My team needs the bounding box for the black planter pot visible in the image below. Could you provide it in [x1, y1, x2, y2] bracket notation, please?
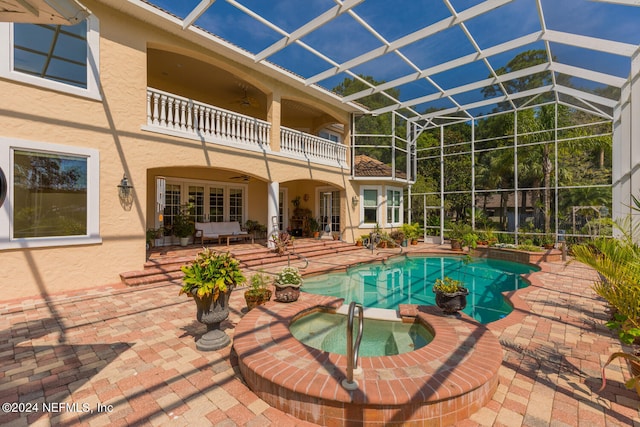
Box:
[192, 289, 232, 351]
[434, 288, 469, 316]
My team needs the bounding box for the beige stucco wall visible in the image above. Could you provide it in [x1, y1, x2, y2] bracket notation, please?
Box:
[0, 1, 379, 299]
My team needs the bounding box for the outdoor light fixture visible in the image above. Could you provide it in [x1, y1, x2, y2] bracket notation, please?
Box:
[117, 174, 134, 211]
[352, 195, 359, 207]
[118, 174, 133, 198]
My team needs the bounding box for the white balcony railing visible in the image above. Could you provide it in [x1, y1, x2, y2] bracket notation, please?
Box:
[146, 88, 271, 151]
[281, 127, 347, 165]
[146, 88, 347, 166]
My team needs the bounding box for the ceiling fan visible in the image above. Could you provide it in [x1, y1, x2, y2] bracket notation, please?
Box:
[236, 87, 259, 109]
[230, 174, 250, 182]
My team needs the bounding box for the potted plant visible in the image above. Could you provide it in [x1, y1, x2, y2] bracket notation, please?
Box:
[332, 231, 341, 241]
[273, 265, 303, 302]
[390, 230, 406, 247]
[447, 222, 472, 251]
[179, 249, 246, 350]
[432, 276, 469, 316]
[462, 231, 479, 251]
[146, 227, 163, 249]
[173, 205, 195, 246]
[540, 234, 555, 249]
[377, 232, 390, 248]
[245, 220, 267, 239]
[271, 231, 293, 255]
[477, 229, 496, 246]
[244, 271, 272, 311]
[355, 236, 363, 247]
[308, 217, 321, 239]
[401, 223, 421, 245]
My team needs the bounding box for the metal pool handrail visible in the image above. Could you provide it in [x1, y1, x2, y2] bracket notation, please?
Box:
[341, 301, 364, 390]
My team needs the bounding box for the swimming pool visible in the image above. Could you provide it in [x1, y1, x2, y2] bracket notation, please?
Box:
[302, 256, 538, 323]
[290, 311, 433, 356]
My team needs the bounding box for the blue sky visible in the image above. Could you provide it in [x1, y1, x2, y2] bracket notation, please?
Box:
[148, 0, 640, 115]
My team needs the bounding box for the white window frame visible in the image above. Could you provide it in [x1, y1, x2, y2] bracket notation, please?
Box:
[385, 186, 403, 227]
[359, 185, 382, 228]
[0, 16, 101, 100]
[0, 137, 101, 249]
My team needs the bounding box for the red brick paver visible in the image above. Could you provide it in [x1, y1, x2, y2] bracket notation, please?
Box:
[0, 245, 639, 426]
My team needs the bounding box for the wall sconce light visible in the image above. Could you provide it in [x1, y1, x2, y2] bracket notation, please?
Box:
[117, 174, 134, 211]
[352, 195, 359, 207]
[118, 174, 133, 198]
[303, 193, 309, 202]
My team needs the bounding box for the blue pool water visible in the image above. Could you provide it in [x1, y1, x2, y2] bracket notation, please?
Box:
[302, 256, 539, 323]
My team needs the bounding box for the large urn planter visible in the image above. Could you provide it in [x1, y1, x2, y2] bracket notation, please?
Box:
[179, 249, 246, 351]
[433, 277, 469, 317]
[434, 288, 469, 316]
[193, 289, 233, 351]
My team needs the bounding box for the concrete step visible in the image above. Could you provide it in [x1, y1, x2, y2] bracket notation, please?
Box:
[120, 240, 368, 286]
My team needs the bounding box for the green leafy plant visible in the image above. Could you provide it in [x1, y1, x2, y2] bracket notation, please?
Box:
[274, 266, 303, 288]
[462, 232, 478, 249]
[447, 222, 472, 240]
[306, 217, 319, 233]
[172, 204, 195, 238]
[400, 223, 421, 240]
[179, 249, 246, 301]
[146, 227, 163, 244]
[572, 218, 640, 394]
[432, 276, 466, 294]
[245, 271, 270, 297]
[540, 234, 555, 247]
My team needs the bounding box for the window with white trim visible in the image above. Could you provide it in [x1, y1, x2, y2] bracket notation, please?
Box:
[0, 137, 100, 249]
[360, 186, 381, 227]
[386, 187, 403, 226]
[0, 16, 100, 100]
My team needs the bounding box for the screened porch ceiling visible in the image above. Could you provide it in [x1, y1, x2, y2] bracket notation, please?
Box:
[138, 0, 639, 126]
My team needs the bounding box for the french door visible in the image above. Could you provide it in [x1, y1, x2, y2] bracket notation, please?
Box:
[162, 179, 246, 229]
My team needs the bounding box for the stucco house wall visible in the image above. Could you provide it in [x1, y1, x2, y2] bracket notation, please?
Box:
[0, 1, 363, 299]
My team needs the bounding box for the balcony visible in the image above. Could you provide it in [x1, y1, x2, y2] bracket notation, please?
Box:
[145, 88, 346, 167]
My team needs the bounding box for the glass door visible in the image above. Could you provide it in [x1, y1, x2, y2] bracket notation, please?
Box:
[320, 190, 340, 232]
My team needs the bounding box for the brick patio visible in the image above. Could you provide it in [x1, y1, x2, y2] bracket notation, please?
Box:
[0, 245, 639, 426]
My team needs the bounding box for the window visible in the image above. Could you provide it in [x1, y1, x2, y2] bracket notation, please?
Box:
[0, 16, 100, 99]
[386, 187, 403, 226]
[163, 184, 181, 233]
[361, 186, 381, 227]
[229, 188, 244, 223]
[0, 137, 100, 249]
[319, 129, 341, 143]
[208, 187, 224, 222]
[161, 179, 246, 229]
[188, 185, 205, 221]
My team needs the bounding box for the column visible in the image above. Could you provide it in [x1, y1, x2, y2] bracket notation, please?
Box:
[267, 181, 279, 248]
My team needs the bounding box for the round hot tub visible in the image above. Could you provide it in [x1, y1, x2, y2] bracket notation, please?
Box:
[290, 310, 433, 357]
[234, 294, 503, 426]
